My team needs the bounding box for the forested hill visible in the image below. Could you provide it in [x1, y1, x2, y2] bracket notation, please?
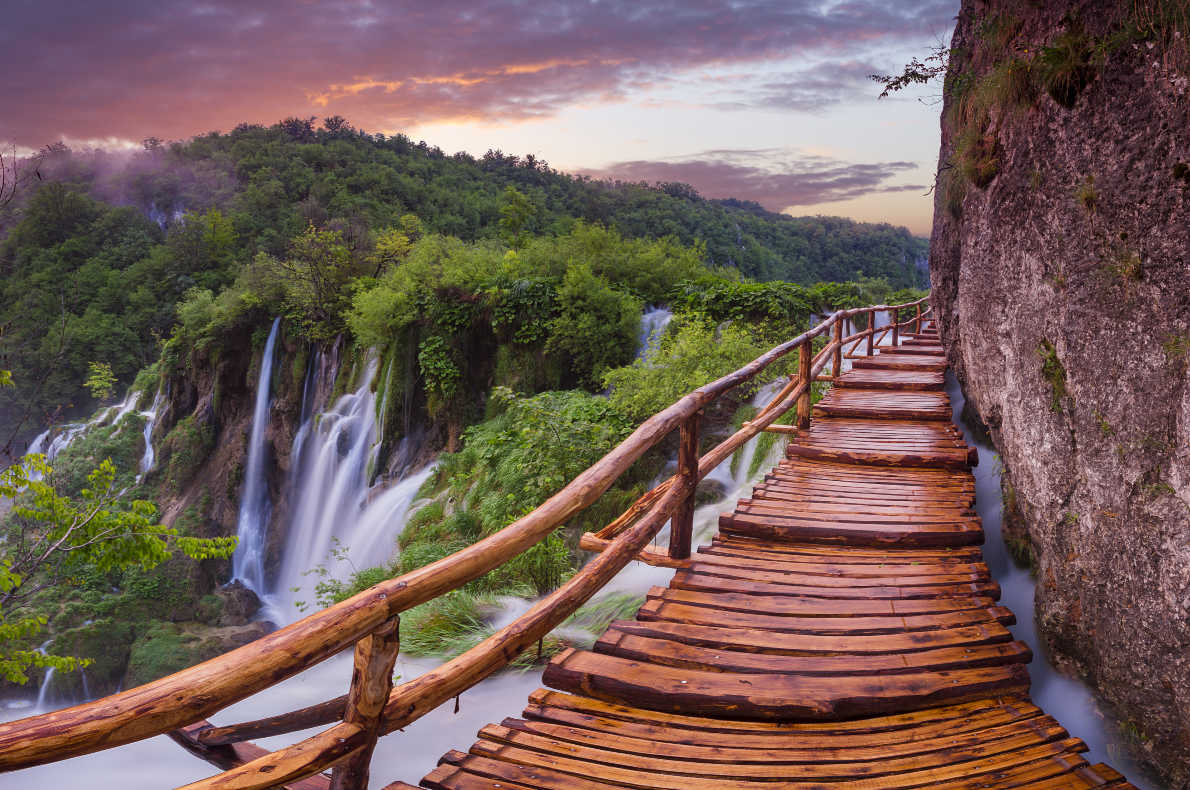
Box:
[0, 118, 925, 442]
[2, 122, 927, 286]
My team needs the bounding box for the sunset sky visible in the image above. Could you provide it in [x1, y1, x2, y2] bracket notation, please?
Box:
[0, 0, 959, 235]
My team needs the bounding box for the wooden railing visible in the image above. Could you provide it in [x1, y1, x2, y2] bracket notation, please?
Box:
[0, 297, 930, 790]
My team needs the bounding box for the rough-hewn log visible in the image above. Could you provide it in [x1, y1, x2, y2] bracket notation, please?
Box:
[668, 413, 701, 560]
[196, 697, 348, 746]
[797, 341, 812, 429]
[330, 617, 400, 790]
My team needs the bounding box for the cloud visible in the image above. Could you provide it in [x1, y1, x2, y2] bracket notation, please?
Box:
[582, 148, 925, 209]
[0, 0, 956, 146]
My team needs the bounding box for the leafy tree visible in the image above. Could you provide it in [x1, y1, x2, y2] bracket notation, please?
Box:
[84, 362, 117, 400]
[0, 457, 237, 683]
[271, 225, 363, 340]
[547, 263, 642, 389]
[498, 186, 538, 248]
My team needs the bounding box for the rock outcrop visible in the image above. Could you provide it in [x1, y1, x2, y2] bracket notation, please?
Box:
[930, 1, 1190, 783]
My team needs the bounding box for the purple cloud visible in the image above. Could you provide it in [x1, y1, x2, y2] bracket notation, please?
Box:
[583, 149, 925, 209]
[0, 0, 957, 146]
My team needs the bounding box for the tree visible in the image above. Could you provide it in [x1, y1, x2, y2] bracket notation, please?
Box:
[498, 186, 538, 248]
[271, 225, 363, 340]
[0, 144, 42, 210]
[84, 362, 116, 401]
[0, 456, 237, 683]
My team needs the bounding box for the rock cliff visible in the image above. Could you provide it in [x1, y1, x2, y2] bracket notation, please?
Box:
[930, 0, 1190, 783]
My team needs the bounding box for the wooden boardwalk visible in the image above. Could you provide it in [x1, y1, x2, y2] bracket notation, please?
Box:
[397, 326, 1135, 790]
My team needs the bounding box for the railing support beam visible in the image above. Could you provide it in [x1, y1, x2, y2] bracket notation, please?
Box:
[914, 303, 922, 335]
[892, 308, 900, 346]
[797, 340, 812, 430]
[832, 317, 843, 378]
[866, 309, 875, 357]
[668, 412, 700, 560]
[330, 617, 400, 790]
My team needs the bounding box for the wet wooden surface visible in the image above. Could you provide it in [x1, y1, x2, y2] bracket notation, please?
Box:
[401, 325, 1136, 789]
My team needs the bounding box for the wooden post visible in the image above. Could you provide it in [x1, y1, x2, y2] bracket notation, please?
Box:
[891, 308, 900, 346]
[914, 303, 922, 335]
[865, 309, 875, 357]
[668, 412, 700, 560]
[831, 317, 843, 378]
[797, 340, 811, 429]
[330, 617, 400, 790]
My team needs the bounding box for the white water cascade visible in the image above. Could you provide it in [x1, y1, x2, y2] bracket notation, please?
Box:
[272, 355, 436, 623]
[635, 306, 673, 361]
[231, 318, 282, 598]
[136, 388, 166, 481]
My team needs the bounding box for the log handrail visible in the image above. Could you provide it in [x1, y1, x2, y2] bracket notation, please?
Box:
[0, 296, 930, 788]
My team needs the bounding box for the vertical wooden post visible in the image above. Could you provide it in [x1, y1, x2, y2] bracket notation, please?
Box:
[914, 303, 922, 335]
[797, 340, 811, 430]
[891, 308, 900, 346]
[831, 317, 843, 379]
[668, 411, 700, 560]
[865, 309, 875, 357]
[330, 617, 400, 790]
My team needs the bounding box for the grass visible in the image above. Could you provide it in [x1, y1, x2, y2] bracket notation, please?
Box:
[1039, 28, 1098, 108]
[1036, 340, 1069, 413]
[1161, 334, 1190, 359]
[1075, 176, 1098, 212]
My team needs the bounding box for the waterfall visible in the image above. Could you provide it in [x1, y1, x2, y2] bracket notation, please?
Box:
[136, 387, 166, 481]
[272, 355, 435, 623]
[106, 388, 143, 435]
[231, 317, 282, 597]
[635, 307, 672, 361]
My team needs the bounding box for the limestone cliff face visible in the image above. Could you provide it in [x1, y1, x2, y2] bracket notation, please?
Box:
[930, 1, 1190, 782]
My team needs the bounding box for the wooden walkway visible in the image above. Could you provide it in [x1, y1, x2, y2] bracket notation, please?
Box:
[391, 326, 1135, 790]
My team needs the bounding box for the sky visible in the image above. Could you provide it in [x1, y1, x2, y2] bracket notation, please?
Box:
[0, 0, 960, 235]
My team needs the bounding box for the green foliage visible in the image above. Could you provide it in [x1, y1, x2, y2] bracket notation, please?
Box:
[955, 127, 1001, 190]
[271, 225, 366, 340]
[1038, 28, 1097, 108]
[1075, 175, 1099, 212]
[158, 416, 216, 493]
[0, 457, 235, 683]
[1162, 334, 1190, 359]
[604, 321, 774, 422]
[84, 361, 117, 401]
[546, 263, 642, 389]
[1036, 339, 1069, 412]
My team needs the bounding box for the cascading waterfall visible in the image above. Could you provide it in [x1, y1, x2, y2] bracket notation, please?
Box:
[272, 354, 436, 623]
[231, 317, 282, 598]
[635, 307, 673, 361]
[136, 387, 166, 481]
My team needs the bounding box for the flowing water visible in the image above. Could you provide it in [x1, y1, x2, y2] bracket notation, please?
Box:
[271, 351, 437, 624]
[231, 317, 282, 599]
[136, 387, 166, 481]
[947, 372, 1164, 789]
[635, 306, 672, 362]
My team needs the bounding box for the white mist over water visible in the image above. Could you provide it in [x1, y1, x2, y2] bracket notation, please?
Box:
[231, 317, 282, 599]
[946, 371, 1163, 790]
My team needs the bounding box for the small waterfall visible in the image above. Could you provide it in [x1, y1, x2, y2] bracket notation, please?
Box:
[231, 317, 282, 597]
[136, 387, 166, 480]
[35, 667, 55, 710]
[273, 355, 435, 623]
[106, 388, 143, 434]
[635, 307, 673, 361]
